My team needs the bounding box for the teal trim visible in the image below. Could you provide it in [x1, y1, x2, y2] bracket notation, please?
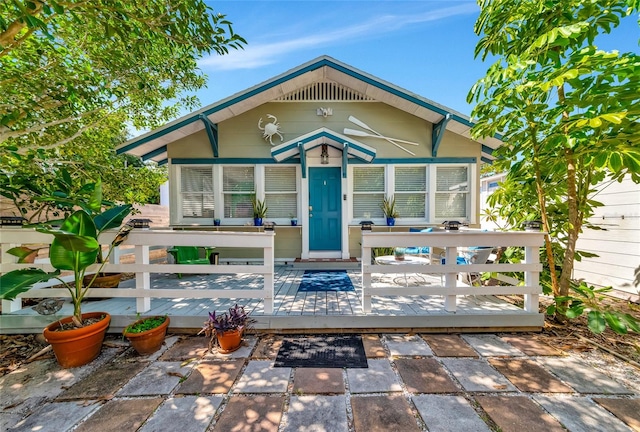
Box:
[172, 158, 281, 165]
[271, 142, 299, 158]
[299, 143, 307, 179]
[142, 145, 167, 161]
[348, 157, 477, 164]
[342, 143, 348, 178]
[117, 116, 199, 154]
[481, 144, 494, 155]
[158, 159, 168, 166]
[272, 129, 376, 162]
[431, 113, 451, 157]
[481, 156, 493, 164]
[199, 114, 219, 157]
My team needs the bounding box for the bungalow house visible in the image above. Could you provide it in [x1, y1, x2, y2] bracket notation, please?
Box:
[117, 56, 502, 262]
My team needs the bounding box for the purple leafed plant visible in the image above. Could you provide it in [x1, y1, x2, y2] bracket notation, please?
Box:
[198, 304, 255, 352]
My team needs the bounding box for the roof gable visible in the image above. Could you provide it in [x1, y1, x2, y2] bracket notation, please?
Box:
[117, 55, 501, 165]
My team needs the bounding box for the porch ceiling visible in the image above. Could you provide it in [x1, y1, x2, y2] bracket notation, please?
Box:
[271, 127, 376, 163]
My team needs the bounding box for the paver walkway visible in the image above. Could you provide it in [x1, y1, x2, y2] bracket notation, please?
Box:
[1, 333, 639, 431]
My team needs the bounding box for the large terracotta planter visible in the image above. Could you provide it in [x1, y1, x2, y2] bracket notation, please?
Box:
[216, 329, 242, 353]
[123, 316, 170, 355]
[83, 273, 122, 288]
[43, 312, 111, 368]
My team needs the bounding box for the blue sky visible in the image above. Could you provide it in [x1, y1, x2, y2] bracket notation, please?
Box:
[195, 1, 639, 117]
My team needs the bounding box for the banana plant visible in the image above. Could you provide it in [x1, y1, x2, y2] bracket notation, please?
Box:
[1, 198, 132, 326]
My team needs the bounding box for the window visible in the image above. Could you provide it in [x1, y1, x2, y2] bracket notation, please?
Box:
[353, 167, 384, 219]
[395, 166, 426, 218]
[223, 166, 254, 218]
[435, 166, 469, 219]
[180, 166, 214, 218]
[264, 166, 297, 218]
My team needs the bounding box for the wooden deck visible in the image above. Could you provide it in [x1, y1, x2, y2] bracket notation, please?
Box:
[0, 266, 543, 334]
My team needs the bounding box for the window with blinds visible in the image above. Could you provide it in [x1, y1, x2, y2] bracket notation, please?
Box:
[264, 166, 297, 218]
[353, 167, 384, 218]
[435, 166, 469, 219]
[395, 166, 426, 218]
[223, 166, 254, 218]
[180, 166, 214, 218]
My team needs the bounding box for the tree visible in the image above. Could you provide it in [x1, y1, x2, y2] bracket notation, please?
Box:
[1, 0, 246, 152]
[469, 0, 640, 333]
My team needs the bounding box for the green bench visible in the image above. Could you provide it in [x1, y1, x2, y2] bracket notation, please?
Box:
[167, 246, 216, 278]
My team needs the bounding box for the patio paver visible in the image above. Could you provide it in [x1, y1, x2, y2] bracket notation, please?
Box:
[362, 334, 387, 358]
[56, 360, 148, 400]
[73, 397, 164, 432]
[159, 336, 208, 361]
[252, 336, 282, 360]
[394, 358, 460, 393]
[283, 395, 348, 432]
[234, 360, 291, 393]
[593, 397, 640, 431]
[476, 395, 565, 432]
[139, 396, 222, 432]
[441, 358, 517, 392]
[500, 335, 564, 356]
[488, 358, 573, 393]
[413, 394, 491, 432]
[212, 395, 284, 432]
[7, 401, 99, 432]
[534, 395, 634, 432]
[292, 368, 344, 394]
[117, 361, 194, 396]
[384, 334, 433, 356]
[421, 334, 479, 357]
[346, 359, 402, 393]
[462, 334, 526, 357]
[351, 395, 420, 432]
[535, 356, 633, 394]
[177, 359, 245, 394]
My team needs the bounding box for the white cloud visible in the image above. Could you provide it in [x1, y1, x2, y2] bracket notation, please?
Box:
[199, 4, 478, 70]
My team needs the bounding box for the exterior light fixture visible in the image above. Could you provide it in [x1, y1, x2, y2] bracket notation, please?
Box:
[522, 220, 542, 232]
[359, 220, 374, 231]
[264, 221, 276, 231]
[320, 144, 329, 164]
[443, 220, 460, 231]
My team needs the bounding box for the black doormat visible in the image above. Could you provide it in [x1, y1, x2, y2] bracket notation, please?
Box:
[297, 270, 355, 292]
[274, 335, 368, 368]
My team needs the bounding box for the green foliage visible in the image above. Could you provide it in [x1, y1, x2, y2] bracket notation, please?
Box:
[251, 196, 268, 218]
[380, 195, 399, 218]
[0, 179, 133, 324]
[124, 316, 167, 334]
[470, 0, 639, 334]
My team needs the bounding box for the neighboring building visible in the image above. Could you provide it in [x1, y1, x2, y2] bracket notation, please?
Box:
[118, 56, 501, 261]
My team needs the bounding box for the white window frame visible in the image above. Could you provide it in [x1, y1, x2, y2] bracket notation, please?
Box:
[222, 165, 256, 222]
[263, 165, 300, 225]
[350, 165, 386, 224]
[392, 165, 428, 224]
[174, 164, 215, 225]
[428, 164, 475, 224]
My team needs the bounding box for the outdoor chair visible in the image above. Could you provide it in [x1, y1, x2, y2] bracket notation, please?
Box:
[167, 246, 215, 278]
[405, 228, 435, 262]
[457, 246, 494, 286]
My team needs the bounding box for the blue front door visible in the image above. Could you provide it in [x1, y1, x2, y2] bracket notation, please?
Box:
[309, 167, 342, 251]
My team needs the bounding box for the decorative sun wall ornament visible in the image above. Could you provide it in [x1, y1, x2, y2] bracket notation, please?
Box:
[258, 114, 284, 145]
[343, 115, 419, 156]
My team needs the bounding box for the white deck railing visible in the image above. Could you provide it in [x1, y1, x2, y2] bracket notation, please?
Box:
[361, 230, 545, 313]
[0, 228, 275, 314]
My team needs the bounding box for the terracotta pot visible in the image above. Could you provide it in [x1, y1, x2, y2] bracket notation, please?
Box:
[216, 329, 242, 353]
[43, 312, 111, 368]
[123, 316, 170, 355]
[82, 273, 121, 288]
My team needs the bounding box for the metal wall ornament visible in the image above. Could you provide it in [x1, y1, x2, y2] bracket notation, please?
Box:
[258, 114, 284, 145]
[343, 115, 419, 156]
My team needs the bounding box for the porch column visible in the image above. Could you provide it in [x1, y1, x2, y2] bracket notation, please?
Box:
[444, 246, 457, 312]
[523, 245, 540, 313]
[135, 244, 151, 312]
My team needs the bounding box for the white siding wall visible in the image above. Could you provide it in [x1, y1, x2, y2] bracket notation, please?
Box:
[574, 176, 640, 294]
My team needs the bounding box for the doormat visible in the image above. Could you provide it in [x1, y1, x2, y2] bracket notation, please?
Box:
[298, 270, 355, 292]
[274, 335, 368, 368]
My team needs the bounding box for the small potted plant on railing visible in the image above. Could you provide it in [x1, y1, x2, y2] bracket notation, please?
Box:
[381, 195, 399, 226]
[251, 195, 268, 226]
[290, 213, 298, 226]
[0, 179, 133, 368]
[123, 315, 170, 355]
[198, 304, 255, 354]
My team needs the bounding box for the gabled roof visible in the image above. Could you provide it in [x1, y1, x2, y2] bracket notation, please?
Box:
[117, 55, 501, 165]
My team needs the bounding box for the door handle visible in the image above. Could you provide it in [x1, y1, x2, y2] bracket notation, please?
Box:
[309, 206, 313, 211]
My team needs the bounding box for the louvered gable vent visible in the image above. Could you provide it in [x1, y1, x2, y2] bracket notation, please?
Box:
[276, 81, 375, 102]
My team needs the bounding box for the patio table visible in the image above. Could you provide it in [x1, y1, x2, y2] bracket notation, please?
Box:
[374, 255, 430, 286]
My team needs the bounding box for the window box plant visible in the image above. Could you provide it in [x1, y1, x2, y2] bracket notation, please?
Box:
[251, 195, 268, 226]
[0, 179, 133, 368]
[199, 304, 255, 354]
[123, 315, 170, 355]
[381, 195, 399, 226]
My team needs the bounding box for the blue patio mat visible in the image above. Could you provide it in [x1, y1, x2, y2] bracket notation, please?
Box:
[298, 270, 355, 292]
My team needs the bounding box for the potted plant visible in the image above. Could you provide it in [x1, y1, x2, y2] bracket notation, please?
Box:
[381, 195, 399, 226]
[123, 315, 170, 355]
[251, 195, 268, 226]
[290, 213, 298, 226]
[0, 180, 133, 368]
[198, 304, 255, 354]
